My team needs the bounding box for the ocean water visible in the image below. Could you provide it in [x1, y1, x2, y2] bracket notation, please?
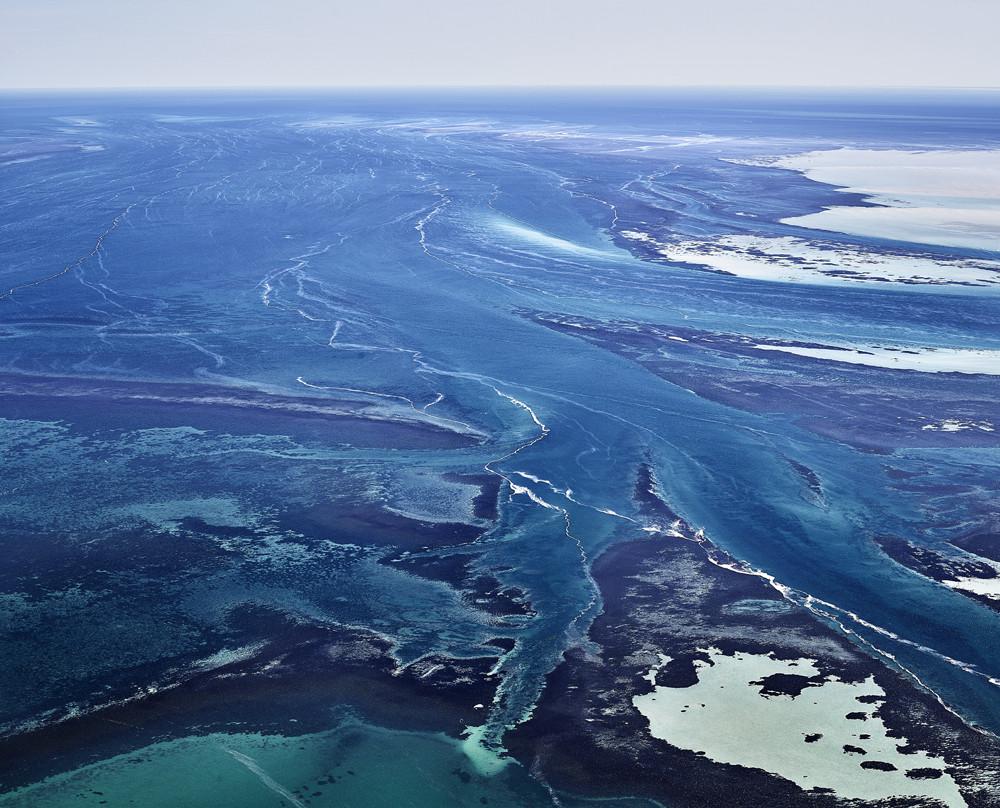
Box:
[1, 89, 999, 806]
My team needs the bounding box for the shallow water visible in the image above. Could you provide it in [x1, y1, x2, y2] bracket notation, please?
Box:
[1, 89, 999, 804]
[0, 720, 559, 808]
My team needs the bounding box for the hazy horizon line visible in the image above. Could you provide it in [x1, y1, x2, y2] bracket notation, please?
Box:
[3, 83, 1000, 94]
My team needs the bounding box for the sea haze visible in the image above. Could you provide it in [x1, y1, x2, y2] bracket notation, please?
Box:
[1, 89, 999, 807]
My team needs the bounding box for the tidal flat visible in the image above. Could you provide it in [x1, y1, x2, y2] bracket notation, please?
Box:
[2, 89, 999, 806]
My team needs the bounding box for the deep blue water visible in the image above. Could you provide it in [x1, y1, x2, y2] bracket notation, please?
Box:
[1, 89, 999, 806]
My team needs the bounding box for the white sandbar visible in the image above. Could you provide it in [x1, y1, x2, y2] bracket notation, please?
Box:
[642, 233, 1000, 289]
[753, 344, 1000, 375]
[944, 576, 1000, 600]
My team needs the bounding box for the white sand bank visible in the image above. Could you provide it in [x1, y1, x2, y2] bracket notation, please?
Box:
[771, 149, 1000, 252]
[633, 648, 964, 805]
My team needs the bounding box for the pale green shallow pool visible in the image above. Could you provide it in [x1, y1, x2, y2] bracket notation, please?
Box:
[0, 721, 547, 808]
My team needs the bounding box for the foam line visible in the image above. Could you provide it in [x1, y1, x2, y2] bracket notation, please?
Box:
[226, 749, 306, 807]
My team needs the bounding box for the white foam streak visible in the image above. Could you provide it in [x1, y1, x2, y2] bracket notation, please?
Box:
[226, 750, 306, 808]
[327, 320, 343, 344]
[294, 376, 475, 435]
[507, 482, 560, 511]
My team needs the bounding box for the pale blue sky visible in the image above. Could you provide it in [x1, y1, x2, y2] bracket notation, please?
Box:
[2, 0, 998, 89]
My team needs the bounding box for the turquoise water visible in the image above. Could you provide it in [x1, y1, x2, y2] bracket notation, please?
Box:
[0, 721, 557, 808]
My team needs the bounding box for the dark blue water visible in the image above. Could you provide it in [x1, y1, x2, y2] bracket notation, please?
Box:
[1, 90, 998, 806]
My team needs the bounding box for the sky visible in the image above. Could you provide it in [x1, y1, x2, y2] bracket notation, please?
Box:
[2, 0, 999, 90]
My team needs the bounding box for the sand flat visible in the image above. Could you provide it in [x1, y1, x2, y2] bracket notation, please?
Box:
[633, 648, 965, 806]
[772, 148, 1000, 251]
